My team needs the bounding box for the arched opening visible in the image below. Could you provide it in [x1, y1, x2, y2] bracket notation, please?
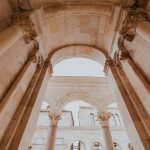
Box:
[50, 45, 106, 68]
[113, 142, 122, 150]
[70, 140, 86, 150]
[92, 141, 103, 150]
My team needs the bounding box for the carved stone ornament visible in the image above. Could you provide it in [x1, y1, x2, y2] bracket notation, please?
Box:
[114, 49, 129, 68]
[29, 51, 43, 68]
[10, 0, 33, 12]
[103, 57, 113, 76]
[97, 112, 112, 127]
[49, 112, 61, 126]
[10, 0, 37, 43]
[120, 8, 147, 42]
[11, 11, 37, 43]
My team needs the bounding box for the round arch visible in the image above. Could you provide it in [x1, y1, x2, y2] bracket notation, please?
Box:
[55, 91, 110, 113]
[48, 44, 107, 67]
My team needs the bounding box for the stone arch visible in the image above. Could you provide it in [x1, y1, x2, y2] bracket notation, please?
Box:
[57, 91, 101, 113]
[49, 44, 107, 67]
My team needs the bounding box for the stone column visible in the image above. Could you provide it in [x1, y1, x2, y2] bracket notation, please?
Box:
[0, 25, 23, 57]
[98, 112, 114, 150]
[46, 112, 61, 150]
[106, 58, 150, 149]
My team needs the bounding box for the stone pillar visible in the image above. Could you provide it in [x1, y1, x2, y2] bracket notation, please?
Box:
[98, 112, 114, 150]
[106, 58, 150, 150]
[46, 113, 61, 150]
[0, 57, 52, 150]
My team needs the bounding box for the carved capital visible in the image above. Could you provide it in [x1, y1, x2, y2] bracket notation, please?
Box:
[114, 49, 129, 68]
[29, 51, 43, 68]
[11, 11, 37, 43]
[120, 8, 147, 42]
[103, 57, 113, 76]
[48, 112, 61, 126]
[97, 112, 111, 127]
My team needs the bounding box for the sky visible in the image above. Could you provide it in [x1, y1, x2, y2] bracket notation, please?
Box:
[52, 58, 105, 77]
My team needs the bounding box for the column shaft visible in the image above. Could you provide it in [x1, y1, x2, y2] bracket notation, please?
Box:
[46, 113, 60, 150]
[0, 59, 36, 141]
[47, 125, 57, 150]
[110, 64, 150, 149]
[102, 127, 114, 150]
[0, 25, 23, 57]
[120, 59, 150, 136]
[0, 59, 50, 150]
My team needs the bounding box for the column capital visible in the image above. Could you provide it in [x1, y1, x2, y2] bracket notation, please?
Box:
[48, 112, 61, 126]
[97, 111, 111, 127]
[119, 8, 147, 42]
[103, 57, 113, 76]
[114, 49, 129, 68]
[11, 10, 37, 43]
[28, 51, 43, 68]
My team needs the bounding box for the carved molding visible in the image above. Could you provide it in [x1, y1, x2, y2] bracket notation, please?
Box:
[103, 57, 113, 76]
[28, 50, 43, 69]
[45, 59, 53, 75]
[119, 8, 147, 42]
[10, 0, 37, 43]
[114, 49, 129, 68]
[11, 11, 37, 43]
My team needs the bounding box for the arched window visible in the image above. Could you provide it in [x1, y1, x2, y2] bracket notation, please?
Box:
[128, 143, 134, 150]
[115, 113, 121, 126]
[109, 113, 121, 127]
[92, 142, 103, 150]
[113, 142, 122, 150]
[90, 113, 95, 126]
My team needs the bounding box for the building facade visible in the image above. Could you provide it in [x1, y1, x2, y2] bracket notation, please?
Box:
[31, 104, 130, 150]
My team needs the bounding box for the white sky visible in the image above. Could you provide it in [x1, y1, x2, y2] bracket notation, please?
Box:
[52, 58, 105, 77]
